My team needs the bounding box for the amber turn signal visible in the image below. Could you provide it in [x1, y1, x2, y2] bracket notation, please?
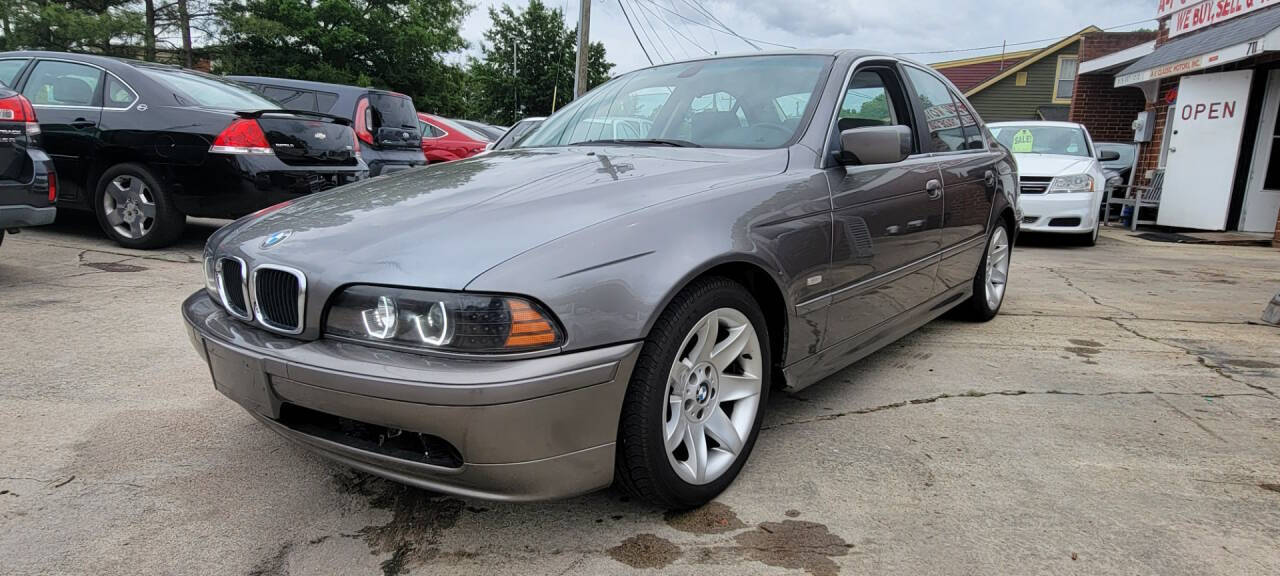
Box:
[505, 299, 559, 349]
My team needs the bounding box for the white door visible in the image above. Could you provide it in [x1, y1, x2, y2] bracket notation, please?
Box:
[1242, 70, 1280, 233]
[1159, 70, 1254, 230]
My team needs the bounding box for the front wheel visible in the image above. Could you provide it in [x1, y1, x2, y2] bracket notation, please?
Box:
[1075, 220, 1100, 247]
[958, 221, 1011, 321]
[93, 163, 185, 249]
[615, 277, 770, 509]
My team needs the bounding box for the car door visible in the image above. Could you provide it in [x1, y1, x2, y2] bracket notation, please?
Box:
[903, 69, 998, 293]
[822, 65, 944, 348]
[20, 59, 104, 204]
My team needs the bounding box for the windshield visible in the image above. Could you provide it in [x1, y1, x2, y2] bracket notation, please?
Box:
[139, 67, 279, 111]
[520, 54, 832, 149]
[989, 124, 1091, 157]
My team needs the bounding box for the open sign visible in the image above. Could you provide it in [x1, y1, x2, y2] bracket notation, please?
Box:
[1180, 100, 1239, 121]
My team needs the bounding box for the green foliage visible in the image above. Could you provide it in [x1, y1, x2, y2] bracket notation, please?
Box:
[215, 0, 473, 116]
[1, 0, 144, 54]
[467, 0, 612, 125]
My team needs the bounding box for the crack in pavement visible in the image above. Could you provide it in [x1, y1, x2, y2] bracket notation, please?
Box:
[1045, 267, 1137, 318]
[763, 389, 1270, 430]
[1109, 318, 1277, 399]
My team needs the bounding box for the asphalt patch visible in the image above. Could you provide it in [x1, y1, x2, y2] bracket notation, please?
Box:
[732, 520, 851, 576]
[336, 472, 466, 576]
[664, 501, 747, 534]
[1068, 339, 1104, 348]
[82, 261, 147, 273]
[608, 533, 681, 569]
[1222, 359, 1278, 369]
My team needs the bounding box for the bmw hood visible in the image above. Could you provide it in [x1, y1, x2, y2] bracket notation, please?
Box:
[214, 146, 787, 290]
[1012, 153, 1096, 177]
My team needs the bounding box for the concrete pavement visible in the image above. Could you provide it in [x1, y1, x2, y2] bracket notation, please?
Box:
[2, 217, 1278, 576]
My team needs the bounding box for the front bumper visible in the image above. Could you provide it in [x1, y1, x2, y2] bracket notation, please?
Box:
[182, 292, 640, 501]
[1018, 192, 1098, 234]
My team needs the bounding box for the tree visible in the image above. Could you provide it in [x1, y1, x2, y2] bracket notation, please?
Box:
[2, 0, 144, 54]
[467, 0, 612, 125]
[216, 0, 472, 115]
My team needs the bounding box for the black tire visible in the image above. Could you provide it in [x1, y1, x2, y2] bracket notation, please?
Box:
[614, 277, 771, 509]
[957, 220, 1011, 322]
[93, 163, 185, 249]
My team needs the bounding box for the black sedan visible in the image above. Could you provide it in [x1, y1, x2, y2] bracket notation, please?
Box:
[0, 86, 56, 249]
[0, 51, 366, 248]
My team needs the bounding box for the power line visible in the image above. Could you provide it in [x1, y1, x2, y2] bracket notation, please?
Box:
[667, 0, 712, 55]
[632, 0, 675, 62]
[634, 0, 709, 56]
[681, 0, 760, 50]
[617, 0, 654, 65]
[898, 17, 1158, 57]
[647, 0, 793, 50]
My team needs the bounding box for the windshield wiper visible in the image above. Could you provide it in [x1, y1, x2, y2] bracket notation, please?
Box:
[574, 138, 702, 148]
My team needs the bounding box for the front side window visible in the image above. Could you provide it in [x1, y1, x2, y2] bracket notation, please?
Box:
[1055, 56, 1078, 101]
[520, 54, 831, 149]
[0, 59, 29, 88]
[989, 124, 1090, 157]
[23, 60, 101, 106]
[140, 67, 278, 110]
[904, 66, 966, 153]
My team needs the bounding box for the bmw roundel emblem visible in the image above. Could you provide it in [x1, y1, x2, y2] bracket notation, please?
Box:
[261, 229, 293, 249]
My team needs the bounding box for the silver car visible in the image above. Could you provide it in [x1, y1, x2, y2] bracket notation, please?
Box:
[184, 51, 1019, 508]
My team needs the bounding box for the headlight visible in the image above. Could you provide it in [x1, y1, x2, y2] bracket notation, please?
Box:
[202, 248, 219, 299]
[324, 285, 564, 354]
[1048, 173, 1094, 193]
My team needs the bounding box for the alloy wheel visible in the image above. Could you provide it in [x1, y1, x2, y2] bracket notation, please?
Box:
[663, 307, 763, 485]
[985, 226, 1010, 310]
[102, 175, 156, 239]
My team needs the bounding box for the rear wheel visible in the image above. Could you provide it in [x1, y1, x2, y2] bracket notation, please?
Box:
[958, 220, 1011, 321]
[93, 163, 185, 249]
[615, 277, 770, 509]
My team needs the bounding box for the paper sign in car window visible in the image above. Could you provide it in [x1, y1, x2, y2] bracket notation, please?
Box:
[1011, 129, 1034, 153]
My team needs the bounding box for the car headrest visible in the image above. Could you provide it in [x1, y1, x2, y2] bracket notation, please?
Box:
[691, 111, 741, 141]
[51, 77, 93, 105]
[838, 117, 887, 132]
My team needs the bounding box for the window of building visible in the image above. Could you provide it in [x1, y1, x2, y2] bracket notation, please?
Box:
[1015, 71, 1028, 87]
[1054, 56, 1078, 102]
[1158, 105, 1175, 168]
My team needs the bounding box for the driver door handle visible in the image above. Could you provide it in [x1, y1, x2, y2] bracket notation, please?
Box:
[926, 179, 943, 200]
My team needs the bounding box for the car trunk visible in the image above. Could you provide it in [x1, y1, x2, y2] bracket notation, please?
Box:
[365, 93, 421, 151]
[0, 120, 31, 182]
[256, 113, 360, 167]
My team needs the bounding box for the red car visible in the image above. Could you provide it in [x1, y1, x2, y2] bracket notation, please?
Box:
[417, 113, 490, 162]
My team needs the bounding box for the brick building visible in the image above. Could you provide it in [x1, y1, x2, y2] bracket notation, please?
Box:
[1069, 3, 1280, 245]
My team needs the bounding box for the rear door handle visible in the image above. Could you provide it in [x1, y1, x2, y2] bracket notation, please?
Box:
[926, 179, 943, 200]
[70, 119, 96, 129]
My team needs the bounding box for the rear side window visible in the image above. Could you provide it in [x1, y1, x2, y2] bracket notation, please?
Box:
[262, 85, 317, 111]
[949, 90, 984, 150]
[904, 66, 967, 153]
[366, 93, 418, 130]
[420, 121, 445, 138]
[0, 59, 29, 88]
[140, 67, 277, 110]
[23, 60, 102, 106]
[104, 75, 136, 108]
[315, 92, 339, 113]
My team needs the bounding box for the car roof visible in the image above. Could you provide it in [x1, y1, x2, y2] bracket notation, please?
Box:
[226, 75, 399, 96]
[0, 50, 182, 71]
[988, 121, 1086, 129]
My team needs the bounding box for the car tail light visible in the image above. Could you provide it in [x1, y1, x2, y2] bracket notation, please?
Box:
[0, 93, 41, 135]
[48, 172, 57, 202]
[210, 118, 274, 155]
[354, 97, 374, 146]
[353, 130, 362, 159]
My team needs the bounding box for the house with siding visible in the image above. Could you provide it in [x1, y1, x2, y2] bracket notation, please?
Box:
[932, 26, 1101, 123]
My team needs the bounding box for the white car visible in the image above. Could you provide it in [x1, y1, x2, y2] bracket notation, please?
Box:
[989, 121, 1118, 246]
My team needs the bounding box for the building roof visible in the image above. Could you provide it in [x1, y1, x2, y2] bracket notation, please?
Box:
[1119, 8, 1280, 76]
[933, 51, 1037, 92]
[960, 26, 1102, 97]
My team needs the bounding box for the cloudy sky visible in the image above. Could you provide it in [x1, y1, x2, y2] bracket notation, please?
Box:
[459, 0, 1157, 73]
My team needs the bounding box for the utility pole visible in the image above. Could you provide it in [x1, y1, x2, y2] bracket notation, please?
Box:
[574, 0, 591, 98]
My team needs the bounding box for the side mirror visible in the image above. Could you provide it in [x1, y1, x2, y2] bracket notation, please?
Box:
[1098, 150, 1121, 162]
[839, 125, 912, 165]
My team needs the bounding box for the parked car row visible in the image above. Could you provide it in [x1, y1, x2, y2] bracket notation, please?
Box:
[0, 51, 509, 249]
